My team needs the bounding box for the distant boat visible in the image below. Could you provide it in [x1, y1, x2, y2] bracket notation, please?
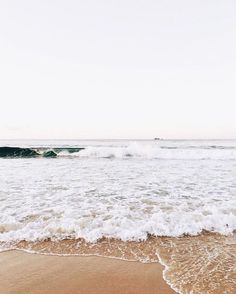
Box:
[154, 137, 161, 140]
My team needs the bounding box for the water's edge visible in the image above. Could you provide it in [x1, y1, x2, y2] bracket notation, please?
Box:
[1, 232, 235, 294]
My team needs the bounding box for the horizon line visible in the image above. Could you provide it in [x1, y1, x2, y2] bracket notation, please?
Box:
[1, 138, 236, 141]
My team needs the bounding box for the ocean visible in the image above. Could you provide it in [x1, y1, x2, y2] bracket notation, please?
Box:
[0, 139, 235, 293]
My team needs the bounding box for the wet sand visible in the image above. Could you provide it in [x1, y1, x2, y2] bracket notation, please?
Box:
[0, 250, 176, 294]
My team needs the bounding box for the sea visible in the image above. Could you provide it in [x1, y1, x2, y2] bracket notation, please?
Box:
[0, 139, 235, 293]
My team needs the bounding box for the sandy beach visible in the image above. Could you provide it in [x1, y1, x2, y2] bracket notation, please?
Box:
[0, 250, 176, 294]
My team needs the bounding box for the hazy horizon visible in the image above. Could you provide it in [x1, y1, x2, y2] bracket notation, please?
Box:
[1, 138, 236, 142]
[1, 0, 236, 140]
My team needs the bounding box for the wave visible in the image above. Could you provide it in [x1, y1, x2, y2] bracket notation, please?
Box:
[0, 146, 85, 158]
[78, 143, 236, 160]
[0, 202, 235, 243]
[0, 147, 40, 157]
[1, 143, 236, 160]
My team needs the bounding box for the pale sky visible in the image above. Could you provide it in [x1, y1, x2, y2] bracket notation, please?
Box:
[0, 0, 235, 139]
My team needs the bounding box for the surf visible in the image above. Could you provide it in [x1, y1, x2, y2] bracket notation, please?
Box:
[0, 146, 85, 158]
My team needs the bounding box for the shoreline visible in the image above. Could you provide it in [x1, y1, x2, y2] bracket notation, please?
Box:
[0, 250, 176, 294]
[1, 232, 235, 293]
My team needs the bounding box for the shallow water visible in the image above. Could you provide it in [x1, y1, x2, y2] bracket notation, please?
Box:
[8, 233, 236, 294]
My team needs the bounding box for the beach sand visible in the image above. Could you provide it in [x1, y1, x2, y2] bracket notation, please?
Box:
[0, 250, 176, 294]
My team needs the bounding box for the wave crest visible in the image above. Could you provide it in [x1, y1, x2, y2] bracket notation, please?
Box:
[78, 143, 236, 160]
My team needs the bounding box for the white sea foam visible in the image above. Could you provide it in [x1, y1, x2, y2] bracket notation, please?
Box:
[0, 140, 236, 247]
[74, 142, 236, 160]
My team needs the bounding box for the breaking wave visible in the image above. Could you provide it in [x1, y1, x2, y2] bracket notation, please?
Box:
[0, 146, 85, 158]
[1, 143, 236, 160]
[78, 143, 236, 160]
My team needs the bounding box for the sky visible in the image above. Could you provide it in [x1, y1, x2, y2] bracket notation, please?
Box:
[0, 0, 235, 139]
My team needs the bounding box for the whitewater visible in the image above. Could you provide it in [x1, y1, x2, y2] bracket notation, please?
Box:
[0, 139, 235, 246]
